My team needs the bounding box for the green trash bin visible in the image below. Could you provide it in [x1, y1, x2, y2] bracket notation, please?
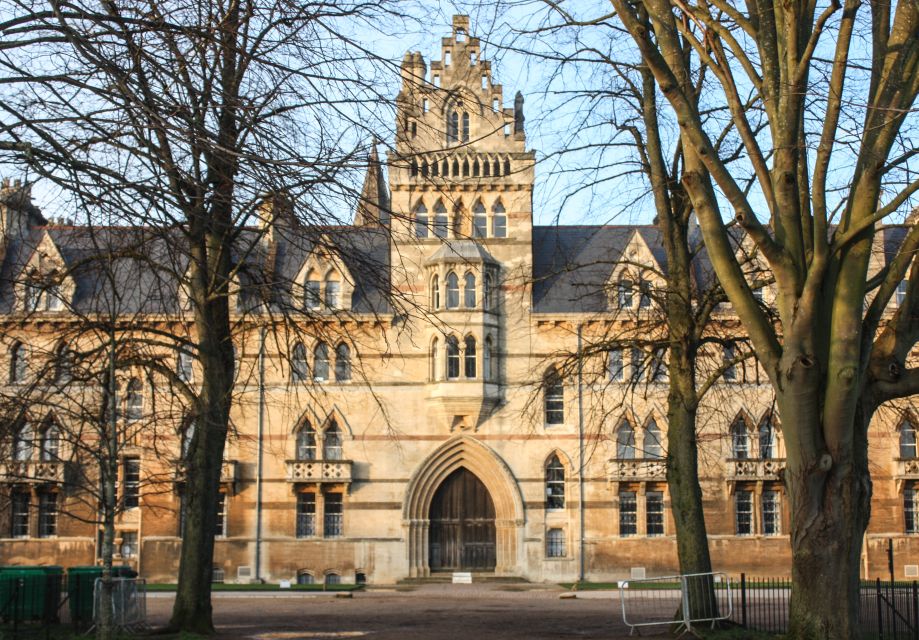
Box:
[0, 566, 63, 622]
[67, 566, 136, 626]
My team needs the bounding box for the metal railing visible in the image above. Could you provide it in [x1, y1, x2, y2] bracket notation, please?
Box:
[619, 572, 732, 635]
[92, 577, 147, 633]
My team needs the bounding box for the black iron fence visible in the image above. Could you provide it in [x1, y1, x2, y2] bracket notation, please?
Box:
[728, 574, 919, 640]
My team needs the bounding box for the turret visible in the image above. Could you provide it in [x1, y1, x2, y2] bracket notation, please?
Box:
[0, 178, 45, 241]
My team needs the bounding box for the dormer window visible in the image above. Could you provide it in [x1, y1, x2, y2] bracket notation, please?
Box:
[617, 280, 633, 308]
[324, 273, 341, 309]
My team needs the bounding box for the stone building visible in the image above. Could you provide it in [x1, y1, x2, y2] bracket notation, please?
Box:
[0, 16, 917, 585]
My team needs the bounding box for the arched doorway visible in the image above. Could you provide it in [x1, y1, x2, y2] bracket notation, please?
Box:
[429, 468, 496, 571]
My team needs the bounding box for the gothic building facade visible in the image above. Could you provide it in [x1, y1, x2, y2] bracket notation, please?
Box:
[1, 16, 917, 585]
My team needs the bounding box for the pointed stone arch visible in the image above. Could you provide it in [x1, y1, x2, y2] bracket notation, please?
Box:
[402, 436, 524, 577]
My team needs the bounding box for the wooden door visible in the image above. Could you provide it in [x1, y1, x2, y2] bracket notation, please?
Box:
[429, 468, 496, 571]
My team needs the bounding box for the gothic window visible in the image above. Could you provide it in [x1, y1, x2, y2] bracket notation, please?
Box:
[324, 492, 343, 537]
[324, 424, 343, 460]
[483, 272, 495, 310]
[462, 113, 470, 142]
[906, 483, 919, 534]
[313, 342, 329, 381]
[646, 491, 664, 536]
[334, 343, 351, 382]
[324, 272, 341, 309]
[484, 158, 491, 177]
[617, 280, 633, 308]
[14, 424, 33, 461]
[619, 491, 637, 536]
[10, 491, 28, 538]
[493, 159, 501, 177]
[446, 336, 460, 379]
[177, 349, 194, 384]
[442, 158, 449, 175]
[291, 342, 308, 382]
[447, 111, 459, 143]
[900, 420, 917, 458]
[23, 283, 39, 312]
[420, 160, 428, 177]
[445, 272, 460, 309]
[723, 345, 737, 382]
[638, 280, 652, 308]
[431, 275, 440, 309]
[762, 490, 781, 535]
[731, 419, 749, 459]
[37, 492, 57, 538]
[410, 159, 418, 177]
[492, 202, 506, 238]
[463, 272, 476, 307]
[630, 348, 643, 383]
[125, 378, 144, 422]
[464, 335, 476, 378]
[10, 342, 27, 384]
[296, 493, 316, 537]
[545, 455, 565, 510]
[650, 348, 667, 383]
[304, 271, 321, 310]
[644, 419, 663, 459]
[473, 158, 480, 177]
[325, 573, 342, 585]
[40, 424, 59, 462]
[433, 201, 449, 238]
[758, 416, 775, 459]
[544, 368, 564, 425]
[608, 349, 624, 382]
[296, 422, 316, 461]
[616, 422, 636, 459]
[297, 570, 316, 584]
[472, 201, 487, 238]
[503, 158, 511, 175]
[735, 490, 753, 535]
[462, 158, 469, 177]
[483, 336, 494, 381]
[414, 204, 429, 238]
[546, 529, 566, 558]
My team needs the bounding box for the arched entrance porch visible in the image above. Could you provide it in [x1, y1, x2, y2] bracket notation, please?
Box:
[402, 436, 524, 578]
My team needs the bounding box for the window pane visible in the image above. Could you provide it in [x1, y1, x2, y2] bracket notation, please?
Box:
[296, 426, 316, 461]
[11, 491, 29, 538]
[616, 424, 636, 459]
[617, 280, 633, 308]
[334, 344, 351, 382]
[296, 493, 316, 538]
[215, 493, 227, 538]
[762, 490, 780, 535]
[323, 426, 343, 460]
[292, 344, 308, 382]
[906, 486, 919, 534]
[123, 457, 140, 509]
[546, 456, 565, 510]
[324, 493, 343, 538]
[735, 491, 753, 535]
[39, 493, 58, 538]
[619, 492, 637, 536]
[446, 273, 459, 308]
[446, 337, 460, 379]
[644, 421, 663, 459]
[546, 529, 566, 558]
[732, 421, 749, 459]
[608, 349, 623, 382]
[901, 422, 917, 459]
[545, 373, 564, 424]
[492, 203, 506, 237]
[646, 491, 664, 536]
[463, 273, 476, 308]
[324, 280, 340, 309]
[464, 336, 476, 378]
[313, 343, 329, 381]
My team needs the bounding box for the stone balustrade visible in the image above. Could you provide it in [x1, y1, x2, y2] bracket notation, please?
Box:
[285, 460, 353, 484]
[607, 458, 667, 481]
[0, 460, 65, 483]
[175, 459, 238, 484]
[896, 458, 919, 478]
[727, 458, 786, 480]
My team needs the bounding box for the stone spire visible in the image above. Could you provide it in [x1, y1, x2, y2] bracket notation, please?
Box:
[354, 142, 390, 226]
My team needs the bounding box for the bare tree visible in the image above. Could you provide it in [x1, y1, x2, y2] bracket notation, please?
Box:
[597, 1, 919, 637]
[0, 0, 410, 633]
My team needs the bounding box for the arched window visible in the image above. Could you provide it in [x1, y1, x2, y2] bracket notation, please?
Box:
[462, 112, 470, 142]
[483, 273, 494, 310]
[759, 416, 775, 459]
[462, 158, 469, 177]
[9, 342, 26, 384]
[125, 378, 144, 422]
[40, 423, 60, 462]
[464, 335, 476, 378]
[493, 159, 501, 177]
[325, 573, 341, 586]
[334, 343, 351, 382]
[491, 202, 506, 238]
[431, 275, 440, 309]
[297, 571, 315, 585]
[463, 273, 476, 308]
[291, 342, 308, 382]
[645, 419, 663, 459]
[410, 159, 418, 177]
[617, 279, 634, 308]
[608, 348, 624, 382]
[472, 201, 487, 238]
[324, 272, 341, 309]
[304, 270, 321, 310]
[55, 342, 73, 384]
[296, 422, 316, 461]
[447, 111, 459, 143]
[616, 422, 636, 459]
[177, 348, 194, 384]
[901, 420, 918, 458]
[433, 201, 448, 239]
[181, 419, 196, 459]
[313, 342, 329, 381]
[414, 203, 429, 238]
[483, 336, 494, 381]
[431, 337, 440, 381]
[731, 419, 749, 459]
[545, 455, 565, 509]
[446, 336, 460, 379]
[503, 158, 511, 175]
[472, 158, 480, 177]
[445, 272, 460, 309]
[544, 369, 564, 425]
[323, 423, 343, 460]
[14, 424, 33, 461]
[546, 528, 566, 558]
[420, 160, 428, 177]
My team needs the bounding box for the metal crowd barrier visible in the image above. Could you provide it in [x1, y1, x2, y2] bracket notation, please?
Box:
[619, 571, 732, 635]
[92, 577, 147, 633]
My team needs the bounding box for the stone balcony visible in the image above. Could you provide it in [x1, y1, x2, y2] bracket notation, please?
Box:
[726, 458, 786, 481]
[607, 458, 667, 482]
[0, 460, 65, 483]
[285, 460, 353, 484]
[175, 459, 239, 485]
[895, 458, 919, 478]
